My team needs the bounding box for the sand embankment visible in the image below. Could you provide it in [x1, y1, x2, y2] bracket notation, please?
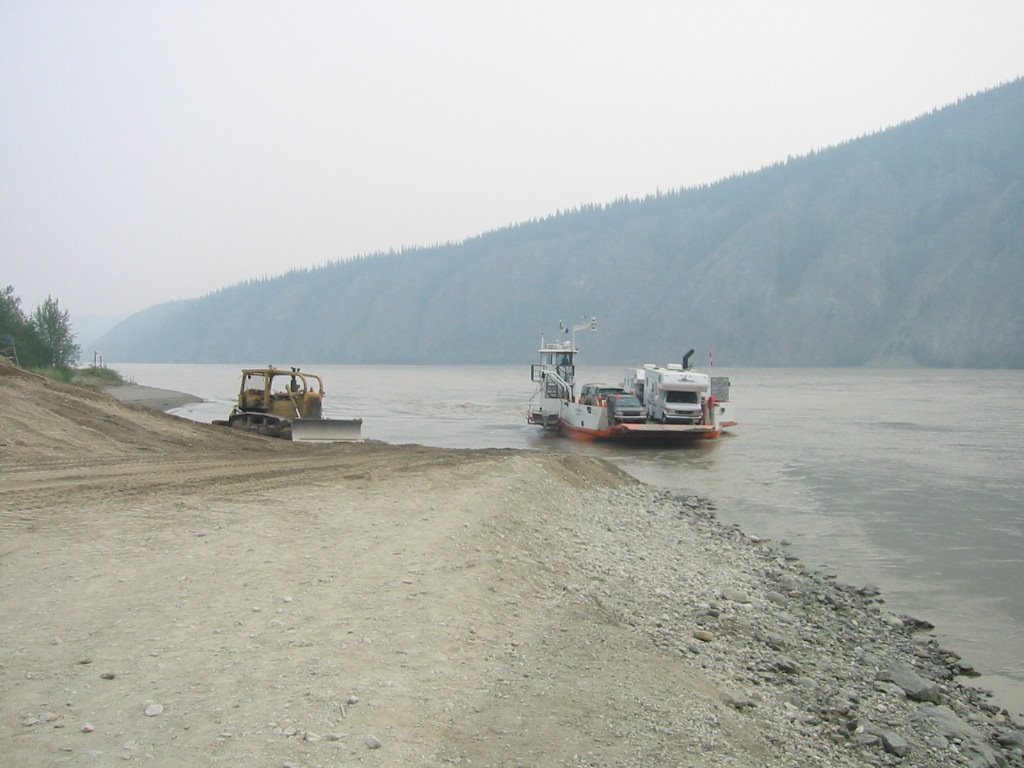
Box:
[0, 360, 1020, 767]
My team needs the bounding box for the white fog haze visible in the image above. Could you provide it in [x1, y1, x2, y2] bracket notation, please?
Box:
[2, 1, 1023, 318]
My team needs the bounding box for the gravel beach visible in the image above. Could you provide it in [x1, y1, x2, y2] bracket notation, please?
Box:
[1, 360, 1021, 767]
[102, 383, 203, 412]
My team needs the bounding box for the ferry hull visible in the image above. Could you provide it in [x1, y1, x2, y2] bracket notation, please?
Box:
[554, 398, 725, 443]
[559, 419, 721, 443]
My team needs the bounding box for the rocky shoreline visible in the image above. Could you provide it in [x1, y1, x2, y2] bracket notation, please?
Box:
[551, 484, 1024, 767]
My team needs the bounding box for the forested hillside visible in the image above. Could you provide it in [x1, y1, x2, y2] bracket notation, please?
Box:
[99, 79, 1024, 367]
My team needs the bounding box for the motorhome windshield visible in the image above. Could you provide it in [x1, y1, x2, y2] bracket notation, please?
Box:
[666, 390, 699, 404]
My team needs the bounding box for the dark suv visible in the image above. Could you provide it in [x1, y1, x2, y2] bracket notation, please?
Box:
[606, 393, 645, 424]
[579, 383, 624, 405]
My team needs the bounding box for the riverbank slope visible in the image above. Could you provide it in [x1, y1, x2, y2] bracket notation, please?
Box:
[1, 360, 1020, 766]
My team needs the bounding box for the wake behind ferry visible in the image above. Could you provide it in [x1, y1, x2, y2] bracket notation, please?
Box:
[527, 318, 736, 444]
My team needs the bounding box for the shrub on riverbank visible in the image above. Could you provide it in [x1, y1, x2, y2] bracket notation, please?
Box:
[30, 366, 75, 383]
[70, 364, 129, 386]
[25, 364, 130, 386]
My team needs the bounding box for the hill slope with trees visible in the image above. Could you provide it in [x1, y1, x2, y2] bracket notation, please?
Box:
[99, 79, 1024, 367]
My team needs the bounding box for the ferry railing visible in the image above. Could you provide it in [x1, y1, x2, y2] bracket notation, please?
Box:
[528, 369, 573, 424]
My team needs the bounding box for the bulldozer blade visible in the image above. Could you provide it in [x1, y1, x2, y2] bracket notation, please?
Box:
[290, 418, 363, 443]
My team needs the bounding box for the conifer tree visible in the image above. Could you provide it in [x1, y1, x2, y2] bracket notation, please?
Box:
[31, 295, 80, 368]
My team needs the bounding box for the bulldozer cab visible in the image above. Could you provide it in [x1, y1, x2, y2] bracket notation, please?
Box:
[238, 367, 324, 420]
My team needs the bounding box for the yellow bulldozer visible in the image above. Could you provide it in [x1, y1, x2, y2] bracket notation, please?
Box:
[215, 366, 362, 442]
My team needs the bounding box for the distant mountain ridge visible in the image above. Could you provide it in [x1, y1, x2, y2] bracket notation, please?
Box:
[100, 79, 1024, 367]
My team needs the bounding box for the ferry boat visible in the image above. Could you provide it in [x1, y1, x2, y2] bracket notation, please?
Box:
[527, 318, 736, 443]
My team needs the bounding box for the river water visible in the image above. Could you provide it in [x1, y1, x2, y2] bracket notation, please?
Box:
[112, 362, 1024, 716]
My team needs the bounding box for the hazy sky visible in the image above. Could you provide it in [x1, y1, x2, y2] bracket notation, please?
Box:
[3, 1, 1023, 319]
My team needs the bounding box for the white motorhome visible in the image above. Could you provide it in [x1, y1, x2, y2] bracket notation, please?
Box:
[623, 364, 656, 402]
[643, 364, 710, 424]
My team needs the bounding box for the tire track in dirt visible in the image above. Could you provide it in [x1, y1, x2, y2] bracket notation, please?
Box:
[0, 432, 522, 538]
